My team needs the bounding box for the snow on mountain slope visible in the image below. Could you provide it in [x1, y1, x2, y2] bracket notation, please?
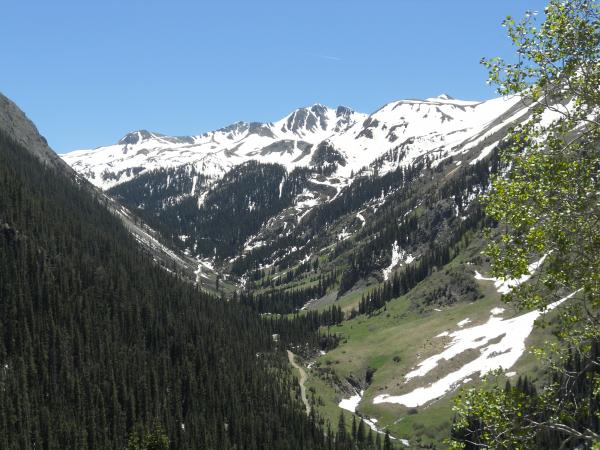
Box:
[372, 292, 576, 408]
[62, 95, 525, 191]
[328, 94, 523, 178]
[63, 105, 367, 190]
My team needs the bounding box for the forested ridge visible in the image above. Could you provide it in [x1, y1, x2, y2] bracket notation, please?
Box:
[110, 161, 313, 260]
[2, 0, 595, 447]
[0, 129, 377, 449]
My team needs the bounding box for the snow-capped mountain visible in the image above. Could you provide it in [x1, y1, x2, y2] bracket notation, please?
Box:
[63, 104, 367, 190]
[62, 94, 525, 190]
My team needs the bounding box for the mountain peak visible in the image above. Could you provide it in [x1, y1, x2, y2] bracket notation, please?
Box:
[422, 94, 454, 102]
[282, 104, 330, 135]
[335, 105, 354, 117]
[62, 93, 522, 191]
[308, 103, 329, 116]
[216, 121, 249, 135]
[118, 130, 160, 145]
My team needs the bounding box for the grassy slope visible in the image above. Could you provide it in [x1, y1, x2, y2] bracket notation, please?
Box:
[300, 239, 557, 447]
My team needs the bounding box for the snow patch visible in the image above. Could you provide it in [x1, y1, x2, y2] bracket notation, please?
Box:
[457, 318, 471, 328]
[382, 241, 414, 281]
[244, 240, 265, 252]
[63, 94, 528, 192]
[356, 212, 366, 227]
[474, 255, 547, 295]
[197, 191, 208, 209]
[295, 191, 320, 222]
[339, 390, 363, 413]
[338, 228, 351, 241]
[194, 258, 215, 282]
[372, 292, 576, 408]
[469, 142, 498, 165]
[339, 390, 394, 438]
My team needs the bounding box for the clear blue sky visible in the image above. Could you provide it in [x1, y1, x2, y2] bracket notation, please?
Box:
[0, 0, 549, 153]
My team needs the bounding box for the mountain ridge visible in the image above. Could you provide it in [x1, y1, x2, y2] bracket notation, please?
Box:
[62, 95, 522, 191]
[0, 92, 75, 173]
[61, 93, 529, 275]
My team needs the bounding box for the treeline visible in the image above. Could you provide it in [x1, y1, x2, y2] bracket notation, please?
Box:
[357, 227, 479, 315]
[241, 271, 338, 314]
[232, 160, 425, 277]
[109, 164, 210, 216]
[230, 231, 307, 276]
[0, 130, 364, 450]
[250, 258, 328, 286]
[182, 162, 311, 260]
[264, 308, 345, 356]
[339, 152, 499, 304]
[304, 161, 425, 237]
[113, 160, 314, 261]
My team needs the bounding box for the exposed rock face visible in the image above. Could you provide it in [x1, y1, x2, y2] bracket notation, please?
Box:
[119, 130, 155, 145]
[0, 92, 73, 173]
[260, 140, 312, 156]
[248, 122, 277, 138]
[119, 130, 195, 146]
[283, 104, 329, 134]
[334, 106, 357, 132]
[62, 95, 529, 204]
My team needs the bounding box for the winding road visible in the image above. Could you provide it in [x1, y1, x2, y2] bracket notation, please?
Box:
[287, 350, 311, 416]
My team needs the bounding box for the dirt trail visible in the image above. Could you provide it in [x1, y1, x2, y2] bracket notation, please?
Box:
[287, 350, 311, 415]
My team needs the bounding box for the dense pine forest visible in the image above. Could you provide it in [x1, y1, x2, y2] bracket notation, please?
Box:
[1, 0, 596, 447]
[0, 130, 383, 449]
[109, 162, 313, 260]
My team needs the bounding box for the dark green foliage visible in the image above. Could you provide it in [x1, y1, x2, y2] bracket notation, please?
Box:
[310, 141, 347, 168]
[304, 159, 422, 239]
[347, 154, 498, 313]
[451, 340, 600, 449]
[242, 271, 339, 314]
[237, 150, 497, 308]
[264, 308, 344, 358]
[418, 267, 481, 307]
[112, 161, 312, 261]
[108, 164, 209, 216]
[0, 130, 361, 449]
[359, 266, 482, 315]
[124, 423, 169, 450]
[232, 159, 423, 277]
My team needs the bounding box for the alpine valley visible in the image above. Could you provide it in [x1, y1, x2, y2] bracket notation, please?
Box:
[63, 95, 528, 277]
[55, 92, 561, 447]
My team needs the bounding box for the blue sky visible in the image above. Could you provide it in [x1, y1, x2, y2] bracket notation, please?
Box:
[1, 0, 549, 153]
